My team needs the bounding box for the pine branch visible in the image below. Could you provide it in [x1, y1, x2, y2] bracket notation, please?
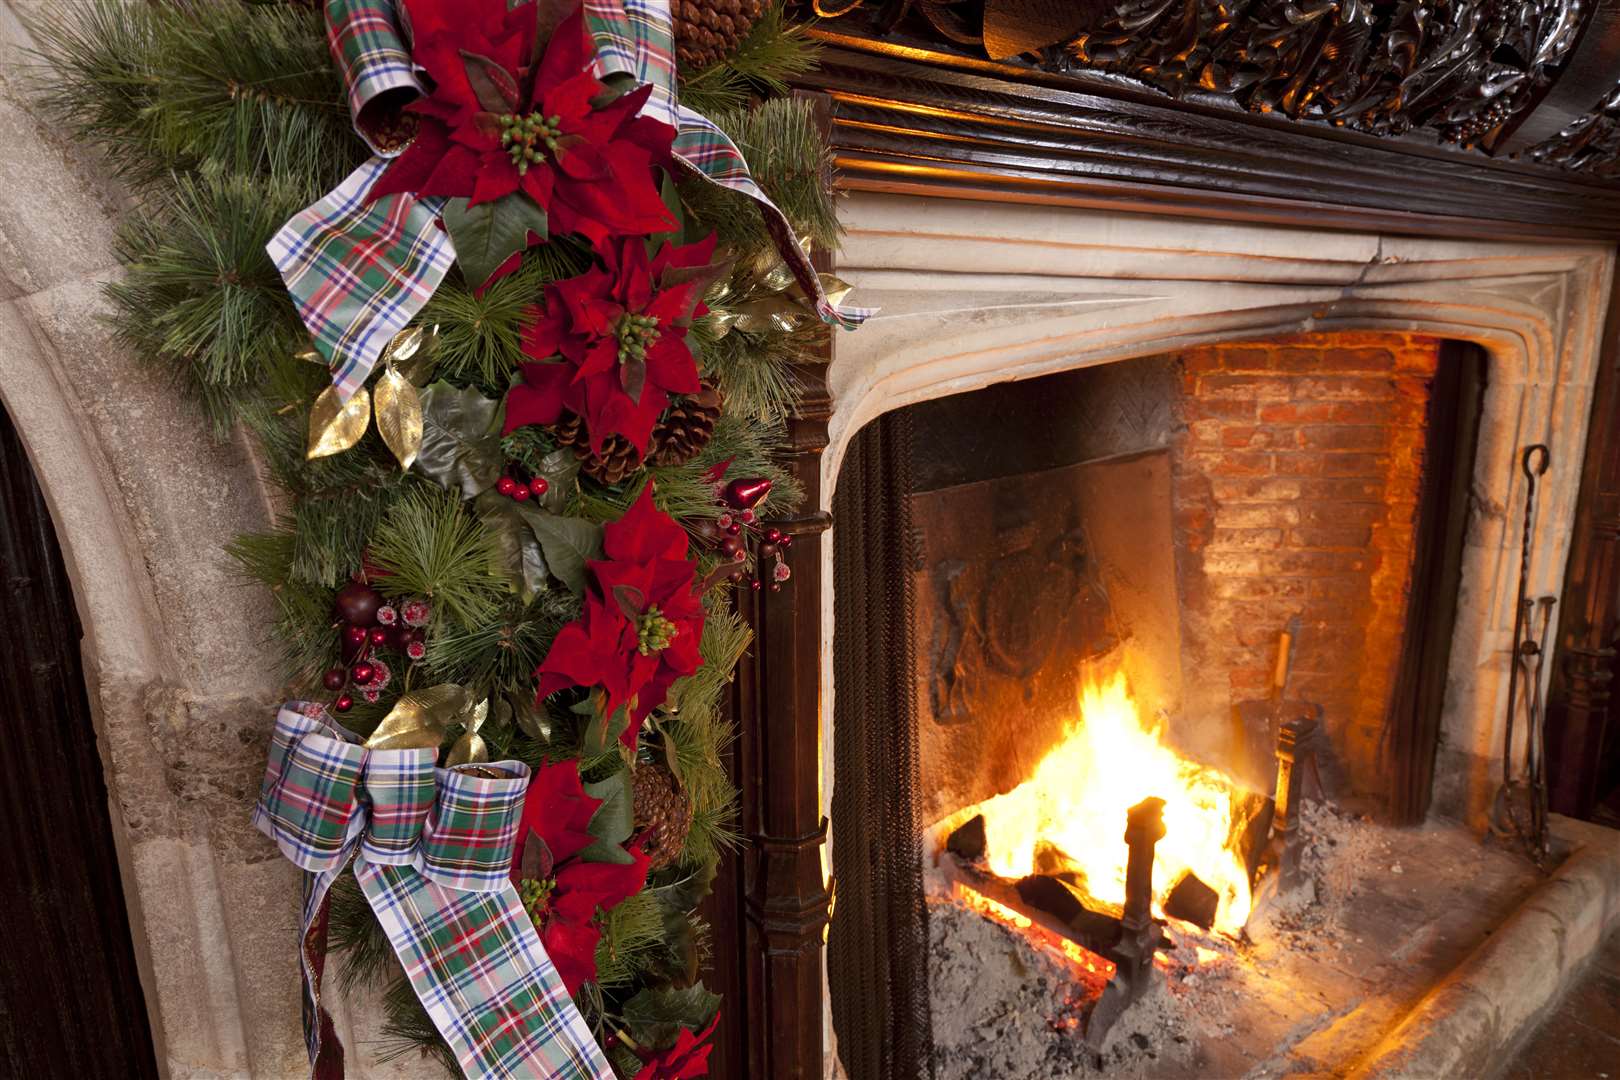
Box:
[677, 3, 819, 115]
[422, 592, 577, 697]
[367, 486, 510, 629]
[326, 871, 398, 995]
[594, 890, 667, 991]
[28, 0, 360, 195]
[226, 527, 339, 684]
[377, 975, 460, 1075]
[107, 169, 311, 406]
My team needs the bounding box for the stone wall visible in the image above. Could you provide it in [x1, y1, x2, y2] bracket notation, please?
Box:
[1169, 334, 1441, 799]
[0, 5, 403, 1076]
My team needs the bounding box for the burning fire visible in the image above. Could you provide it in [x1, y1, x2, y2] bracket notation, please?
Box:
[951, 670, 1256, 935]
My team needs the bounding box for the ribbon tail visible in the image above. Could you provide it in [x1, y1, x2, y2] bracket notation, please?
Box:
[268, 160, 455, 400]
[325, 0, 424, 155]
[354, 860, 613, 1079]
[303, 871, 348, 1080]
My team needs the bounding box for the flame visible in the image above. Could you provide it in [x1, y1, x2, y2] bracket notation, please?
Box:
[953, 670, 1255, 935]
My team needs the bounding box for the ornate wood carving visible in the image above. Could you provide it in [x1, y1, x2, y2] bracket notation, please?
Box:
[806, 0, 1591, 153]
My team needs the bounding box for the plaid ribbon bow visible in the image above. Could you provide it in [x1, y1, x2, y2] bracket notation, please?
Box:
[252, 704, 612, 1080]
[275, 0, 872, 400]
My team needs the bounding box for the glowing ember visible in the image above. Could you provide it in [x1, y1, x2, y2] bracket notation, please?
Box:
[944, 669, 1257, 935]
[951, 881, 1116, 981]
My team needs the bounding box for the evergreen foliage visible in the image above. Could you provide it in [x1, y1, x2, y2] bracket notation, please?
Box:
[35, 0, 842, 1072]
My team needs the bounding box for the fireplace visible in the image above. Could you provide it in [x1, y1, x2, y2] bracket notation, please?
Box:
[829, 330, 1488, 1074]
[766, 190, 1615, 1080]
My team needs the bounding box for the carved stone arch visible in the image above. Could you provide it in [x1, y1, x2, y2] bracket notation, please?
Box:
[0, 15, 388, 1078]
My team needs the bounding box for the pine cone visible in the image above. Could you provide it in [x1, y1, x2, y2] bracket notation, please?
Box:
[633, 764, 693, 870]
[671, 0, 764, 70]
[552, 413, 642, 485]
[649, 383, 723, 468]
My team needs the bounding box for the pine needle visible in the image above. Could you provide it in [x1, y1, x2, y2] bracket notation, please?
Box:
[367, 487, 510, 630]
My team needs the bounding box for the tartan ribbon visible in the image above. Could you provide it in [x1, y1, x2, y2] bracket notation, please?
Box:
[252, 704, 612, 1080]
[273, 0, 872, 400]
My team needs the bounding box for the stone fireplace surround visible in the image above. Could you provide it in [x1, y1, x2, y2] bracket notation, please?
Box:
[816, 190, 1612, 1073]
[0, 0, 1612, 1058]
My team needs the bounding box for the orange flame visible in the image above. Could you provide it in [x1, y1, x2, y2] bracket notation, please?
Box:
[951, 881, 1116, 981]
[946, 670, 1256, 936]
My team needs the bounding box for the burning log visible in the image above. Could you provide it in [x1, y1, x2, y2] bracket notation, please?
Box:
[1163, 871, 1219, 930]
[945, 813, 987, 860]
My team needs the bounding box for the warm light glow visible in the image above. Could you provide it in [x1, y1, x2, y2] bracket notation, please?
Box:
[952, 881, 1116, 980]
[952, 670, 1256, 935]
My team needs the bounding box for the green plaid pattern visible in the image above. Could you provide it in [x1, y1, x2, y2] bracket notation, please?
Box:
[358, 864, 607, 1078]
[587, 0, 874, 329]
[268, 159, 454, 400]
[253, 704, 610, 1079]
[326, 0, 423, 155]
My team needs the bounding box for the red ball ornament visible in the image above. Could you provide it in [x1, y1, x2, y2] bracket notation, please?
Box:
[720, 535, 745, 559]
[369, 627, 388, 646]
[335, 580, 385, 626]
[723, 477, 772, 512]
[512, 485, 531, 501]
[765, 528, 783, 543]
[351, 661, 376, 684]
[334, 693, 355, 713]
[344, 625, 369, 646]
[528, 477, 549, 497]
[322, 667, 347, 692]
[760, 542, 780, 560]
[496, 476, 518, 496]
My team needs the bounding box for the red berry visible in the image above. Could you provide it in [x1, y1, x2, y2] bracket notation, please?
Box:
[322, 667, 347, 692]
[760, 542, 779, 560]
[369, 627, 388, 646]
[334, 693, 354, 713]
[496, 476, 518, 496]
[765, 528, 783, 543]
[351, 661, 375, 684]
[781, 535, 793, 549]
[528, 476, 549, 497]
[725, 522, 741, 536]
[511, 485, 530, 501]
[344, 625, 369, 646]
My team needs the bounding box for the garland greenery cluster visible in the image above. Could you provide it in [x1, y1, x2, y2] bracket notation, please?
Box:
[35, 0, 836, 1074]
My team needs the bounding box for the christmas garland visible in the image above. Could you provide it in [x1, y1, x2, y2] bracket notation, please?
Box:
[36, 1, 859, 1076]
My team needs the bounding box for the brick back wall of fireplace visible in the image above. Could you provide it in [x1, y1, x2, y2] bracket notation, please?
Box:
[1169, 334, 1441, 799]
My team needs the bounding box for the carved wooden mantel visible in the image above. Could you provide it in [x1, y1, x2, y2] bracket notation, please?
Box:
[706, 10, 1620, 1079]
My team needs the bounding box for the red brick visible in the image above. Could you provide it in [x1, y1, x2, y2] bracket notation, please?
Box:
[1198, 374, 1294, 402]
[1299, 502, 1383, 527]
[1298, 426, 1388, 451]
[1294, 376, 1395, 402]
[1318, 452, 1387, 477]
[1215, 504, 1300, 529]
[1201, 552, 1264, 576]
[1213, 347, 1273, 373]
[1187, 419, 1225, 446]
[1184, 398, 1258, 422]
[1259, 551, 1370, 576]
[1287, 525, 1374, 549]
[1307, 577, 1365, 602]
[1212, 577, 1310, 601]
[1189, 450, 1272, 476]
[1323, 347, 1395, 373]
[1297, 478, 1383, 502]
[1209, 527, 1284, 552]
[1211, 477, 1303, 502]
[1272, 348, 1323, 373]
[1259, 402, 1337, 423]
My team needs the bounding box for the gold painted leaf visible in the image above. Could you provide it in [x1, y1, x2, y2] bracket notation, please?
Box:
[307, 385, 371, 460]
[380, 325, 426, 367]
[365, 684, 472, 751]
[446, 697, 491, 766]
[374, 366, 424, 470]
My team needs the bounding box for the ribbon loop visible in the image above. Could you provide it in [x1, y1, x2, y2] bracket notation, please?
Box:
[252, 703, 611, 1079]
[420, 764, 531, 891]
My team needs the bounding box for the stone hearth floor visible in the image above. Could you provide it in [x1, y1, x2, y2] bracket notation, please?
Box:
[924, 804, 1620, 1079]
[1503, 926, 1620, 1079]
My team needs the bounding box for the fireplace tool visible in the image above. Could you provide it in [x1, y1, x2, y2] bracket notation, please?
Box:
[1490, 444, 1557, 862]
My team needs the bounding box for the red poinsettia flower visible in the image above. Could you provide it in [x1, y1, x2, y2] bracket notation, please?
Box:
[370, 0, 676, 244]
[504, 234, 719, 457]
[633, 1012, 720, 1080]
[511, 760, 650, 995]
[535, 484, 704, 740]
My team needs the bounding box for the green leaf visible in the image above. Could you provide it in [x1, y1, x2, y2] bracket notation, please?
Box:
[531, 447, 580, 512]
[416, 382, 504, 498]
[622, 983, 722, 1052]
[580, 768, 635, 864]
[475, 492, 548, 601]
[510, 692, 554, 743]
[442, 193, 549, 290]
[524, 512, 602, 596]
[581, 700, 631, 757]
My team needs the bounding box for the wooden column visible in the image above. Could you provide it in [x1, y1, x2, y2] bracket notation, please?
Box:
[733, 351, 834, 1080]
[1548, 270, 1620, 818]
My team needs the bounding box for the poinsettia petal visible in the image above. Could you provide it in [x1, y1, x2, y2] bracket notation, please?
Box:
[643, 336, 701, 396]
[504, 362, 572, 433]
[534, 3, 592, 98]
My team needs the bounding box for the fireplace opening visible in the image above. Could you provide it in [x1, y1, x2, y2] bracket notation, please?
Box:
[827, 334, 1490, 1079]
